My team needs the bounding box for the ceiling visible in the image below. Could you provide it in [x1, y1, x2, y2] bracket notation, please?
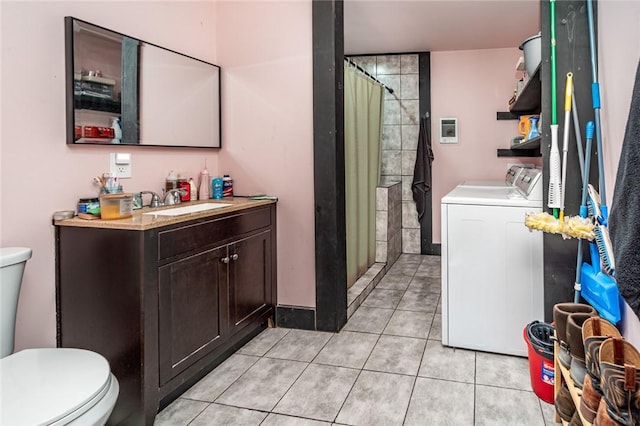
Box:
[344, 0, 541, 54]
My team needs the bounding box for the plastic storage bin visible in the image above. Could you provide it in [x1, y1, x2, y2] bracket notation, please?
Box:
[99, 193, 133, 220]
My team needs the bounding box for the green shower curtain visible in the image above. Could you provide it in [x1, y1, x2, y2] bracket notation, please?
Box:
[344, 62, 384, 288]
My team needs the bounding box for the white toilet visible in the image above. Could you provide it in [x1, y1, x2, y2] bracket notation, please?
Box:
[0, 247, 119, 425]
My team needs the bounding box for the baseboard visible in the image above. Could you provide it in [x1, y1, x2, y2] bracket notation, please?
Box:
[276, 305, 316, 330]
[425, 244, 441, 255]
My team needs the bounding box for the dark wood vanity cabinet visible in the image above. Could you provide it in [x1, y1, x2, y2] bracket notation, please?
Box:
[157, 228, 273, 386]
[55, 202, 276, 425]
[158, 246, 228, 385]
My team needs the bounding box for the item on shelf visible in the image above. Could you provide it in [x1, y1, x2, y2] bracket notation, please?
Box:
[178, 179, 190, 202]
[552, 303, 597, 369]
[77, 197, 100, 215]
[566, 313, 595, 389]
[511, 136, 525, 147]
[188, 178, 197, 201]
[519, 33, 541, 79]
[555, 383, 576, 423]
[83, 126, 115, 139]
[165, 170, 178, 193]
[212, 177, 223, 200]
[75, 79, 114, 100]
[518, 114, 540, 137]
[580, 317, 622, 423]
[198, 161, 210, 200]
[597, 338, 640, 425]
[526, 116, 541, 140]
[99, 193, 133, 220]
[111, 117, 122, 144]
[222, 174, 233, 197]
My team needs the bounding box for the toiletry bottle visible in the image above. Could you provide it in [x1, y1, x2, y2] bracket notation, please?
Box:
[198, 163, 210, 200]
[178, 177, 190, 202]
[189, 178, 197, 201]
[165, 170, 178, 193]
[111, 117, 122, 144]
[222, 174, 233, 197]
[212, 177, 224, 199]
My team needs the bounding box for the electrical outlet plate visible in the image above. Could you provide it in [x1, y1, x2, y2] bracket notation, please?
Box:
[109, 153, 132, 178]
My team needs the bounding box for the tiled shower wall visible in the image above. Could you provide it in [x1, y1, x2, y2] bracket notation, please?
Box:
[352, 54, 421, 254]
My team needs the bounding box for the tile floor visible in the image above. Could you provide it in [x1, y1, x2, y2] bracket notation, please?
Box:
[155, 254, 556, 425]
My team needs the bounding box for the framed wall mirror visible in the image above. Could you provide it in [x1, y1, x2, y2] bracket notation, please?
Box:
[65, 17, 221, 148]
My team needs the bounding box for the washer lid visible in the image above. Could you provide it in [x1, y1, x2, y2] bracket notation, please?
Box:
[441, 186, 541, 207]
[0, 348, 111, 426]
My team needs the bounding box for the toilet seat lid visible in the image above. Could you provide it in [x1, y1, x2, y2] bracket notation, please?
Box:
[0, 348, 112, 425]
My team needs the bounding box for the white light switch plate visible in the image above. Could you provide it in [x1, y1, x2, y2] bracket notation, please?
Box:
[110, 153, 132, 178]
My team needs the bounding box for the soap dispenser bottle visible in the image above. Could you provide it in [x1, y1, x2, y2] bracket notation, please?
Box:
[198, 162, 210, 200]
[111, 117, 122, 144]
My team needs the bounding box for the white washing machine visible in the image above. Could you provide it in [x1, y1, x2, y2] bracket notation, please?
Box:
[441, 168, 544, 356]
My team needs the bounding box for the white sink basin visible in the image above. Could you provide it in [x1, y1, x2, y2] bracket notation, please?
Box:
[143, 202, 232, 216]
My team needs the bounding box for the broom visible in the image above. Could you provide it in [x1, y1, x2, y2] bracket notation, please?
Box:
[548, 0, 562, 217]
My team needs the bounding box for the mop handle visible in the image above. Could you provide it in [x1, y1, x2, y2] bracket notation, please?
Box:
[550, 0, 557, 125]
[559, 73, 573, 221]
[564, 73, 573, 112]
[580, 122, 595, 217]
[587, 0, 607, 214]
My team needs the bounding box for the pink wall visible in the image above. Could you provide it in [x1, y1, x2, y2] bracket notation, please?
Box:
[598, 1, 640, 346]
[1, 2, 220, 350]
[215, 1, 315, 308]
[430, 48, 542, 243]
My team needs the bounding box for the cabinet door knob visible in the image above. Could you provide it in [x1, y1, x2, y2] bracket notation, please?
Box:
[231, 253, 239, 261]
[221, 256, 230, 263]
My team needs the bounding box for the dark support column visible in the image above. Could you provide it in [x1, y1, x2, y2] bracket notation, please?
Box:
[541, 0, 598, 321]
[418, 53, 439, 255]
[312, 0, 347, 332]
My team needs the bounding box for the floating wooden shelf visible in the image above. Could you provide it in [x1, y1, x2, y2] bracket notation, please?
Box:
[497, 136, 541, 157]
[510, 65, 541, 114]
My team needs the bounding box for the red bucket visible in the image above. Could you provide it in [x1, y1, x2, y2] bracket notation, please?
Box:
[523, 322, 555, 404]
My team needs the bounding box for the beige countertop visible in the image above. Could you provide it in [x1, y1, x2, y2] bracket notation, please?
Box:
[54, 198, 276, 231]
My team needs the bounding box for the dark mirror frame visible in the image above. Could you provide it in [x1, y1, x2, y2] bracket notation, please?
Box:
[65, 17, 222, 148]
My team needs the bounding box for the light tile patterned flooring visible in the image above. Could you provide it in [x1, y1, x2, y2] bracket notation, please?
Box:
[155, 254, 556, 425]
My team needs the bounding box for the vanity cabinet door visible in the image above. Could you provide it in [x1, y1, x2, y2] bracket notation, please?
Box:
[158, 245, 228, 385]
[228, 230, 273, 334]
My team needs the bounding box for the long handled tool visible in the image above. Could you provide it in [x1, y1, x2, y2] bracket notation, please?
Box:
[559, 72, 573, 222]
[586, 0, 614, 275]
[548, 0, 562, 217]
[573, 122, 594, 303]
[579, 0, 620, 323]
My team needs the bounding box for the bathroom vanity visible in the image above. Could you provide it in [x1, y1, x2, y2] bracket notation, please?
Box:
[54, 199, 276, 425]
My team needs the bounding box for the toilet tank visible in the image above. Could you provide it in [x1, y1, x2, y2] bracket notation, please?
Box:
[0, 247, 32, 358]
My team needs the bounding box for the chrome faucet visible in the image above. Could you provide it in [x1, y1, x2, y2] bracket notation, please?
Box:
[139, 191, 162, 208]
[163, 188, 187, 205]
